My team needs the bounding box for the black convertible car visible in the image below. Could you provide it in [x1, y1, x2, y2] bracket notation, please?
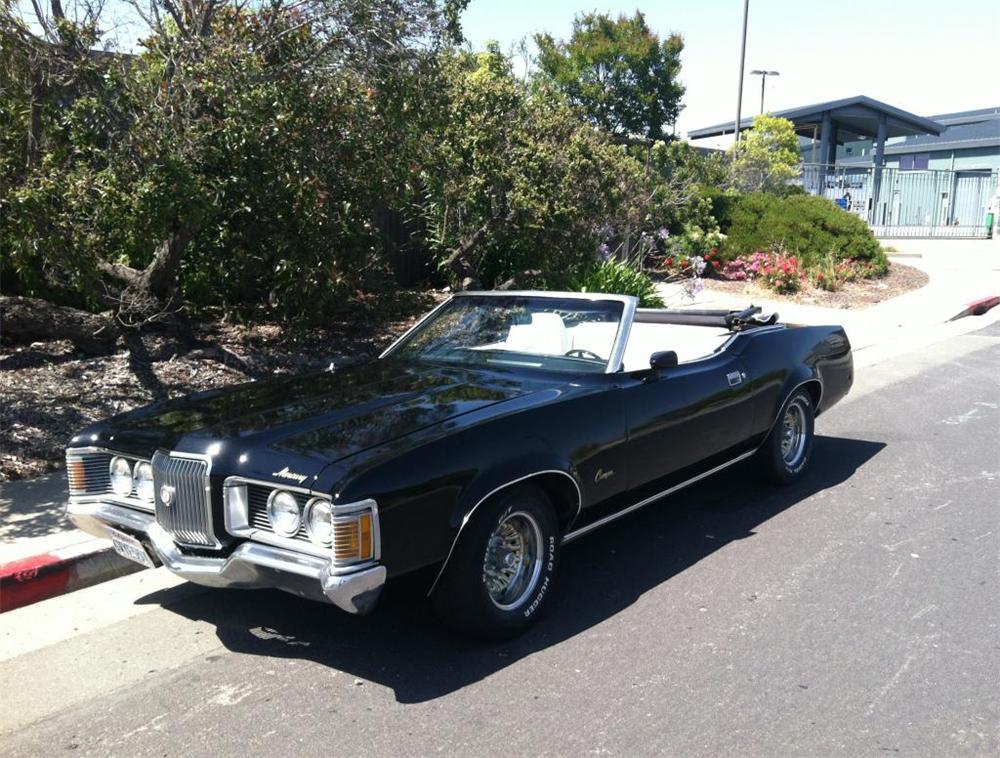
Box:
[65, 291, 852, 638]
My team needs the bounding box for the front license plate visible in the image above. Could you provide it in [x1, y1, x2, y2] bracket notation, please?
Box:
[107, 526, 156, 569]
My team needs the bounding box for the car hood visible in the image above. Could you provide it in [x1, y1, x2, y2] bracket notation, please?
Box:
[77, 359, 559, 480]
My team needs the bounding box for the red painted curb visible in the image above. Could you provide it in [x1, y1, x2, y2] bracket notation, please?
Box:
[968, 295, 1000, 316]
[0, 547, 143, 613]
[949, 295, 1000, 321]
[0, 554, 71, 613]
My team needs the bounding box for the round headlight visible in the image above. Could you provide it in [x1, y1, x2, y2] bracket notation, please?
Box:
[304, 498, 334, 546]
[267, 490, 301, 537]
[109, 456, 133, 497]
[133, 461, 154, 502]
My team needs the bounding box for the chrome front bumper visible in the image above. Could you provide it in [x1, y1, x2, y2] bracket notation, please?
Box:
[67, 500, 386, 614]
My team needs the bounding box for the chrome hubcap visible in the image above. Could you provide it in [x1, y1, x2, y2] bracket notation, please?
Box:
[780, 398, 808, 467]
[482, 511, 543, 610]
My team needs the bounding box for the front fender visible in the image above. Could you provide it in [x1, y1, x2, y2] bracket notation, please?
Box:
[446, 452, 581, 532]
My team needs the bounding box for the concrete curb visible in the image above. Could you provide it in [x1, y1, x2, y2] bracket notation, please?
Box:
[0, 540, 143, 613]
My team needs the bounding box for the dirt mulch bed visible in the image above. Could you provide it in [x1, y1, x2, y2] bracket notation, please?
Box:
[702, 261, 929, 309]
[0, 292, 444, 482]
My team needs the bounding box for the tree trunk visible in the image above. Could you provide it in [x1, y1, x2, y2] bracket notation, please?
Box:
[0, 296, 119, 354]
[97, 223, 194, 321]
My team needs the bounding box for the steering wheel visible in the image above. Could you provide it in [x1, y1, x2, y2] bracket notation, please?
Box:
[564, 348, 604, 361]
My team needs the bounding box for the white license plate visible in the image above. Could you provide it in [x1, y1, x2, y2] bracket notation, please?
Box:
[107, 526, 156, 569]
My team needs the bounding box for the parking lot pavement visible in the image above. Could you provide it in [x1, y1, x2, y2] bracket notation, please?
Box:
[1, 325, 997, 756]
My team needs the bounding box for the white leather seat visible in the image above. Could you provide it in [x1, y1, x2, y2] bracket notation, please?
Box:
[622, 323, 731, 370]
[504, 313, 571, 356]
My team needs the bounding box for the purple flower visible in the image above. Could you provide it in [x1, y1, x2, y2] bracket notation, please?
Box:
[657, 227, 670, 240]
[691, 255, 707, 276]
[597, 243, 611, 261]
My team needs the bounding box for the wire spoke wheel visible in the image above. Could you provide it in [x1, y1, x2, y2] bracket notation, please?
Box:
[482, 510, 544, 611]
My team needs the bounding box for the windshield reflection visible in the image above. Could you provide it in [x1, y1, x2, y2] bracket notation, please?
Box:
[390, 296, 625, 374]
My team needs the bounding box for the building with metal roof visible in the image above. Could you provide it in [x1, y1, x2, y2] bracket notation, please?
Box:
[688, 98, 999, 238]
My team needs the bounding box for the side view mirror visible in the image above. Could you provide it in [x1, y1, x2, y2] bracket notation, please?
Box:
[649, 350, 679, 370]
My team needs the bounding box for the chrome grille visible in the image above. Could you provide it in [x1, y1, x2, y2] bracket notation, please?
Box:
[247, 484, 311, 542]
[65, 449, 153, 512]
[152, 451, 217, 548]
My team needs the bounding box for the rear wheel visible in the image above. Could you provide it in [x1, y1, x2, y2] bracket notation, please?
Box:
[431, 485, 559, 640]
[759, 388, 815, 484]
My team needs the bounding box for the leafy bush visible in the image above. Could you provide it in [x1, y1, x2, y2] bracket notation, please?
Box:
[721, 193, 888, 274]
[573, 259, 664, 307]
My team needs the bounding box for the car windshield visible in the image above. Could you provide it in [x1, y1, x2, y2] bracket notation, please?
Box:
[388, 295, 626, 373]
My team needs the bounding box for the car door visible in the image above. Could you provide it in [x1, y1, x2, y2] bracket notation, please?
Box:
[622, 350, 754, 492]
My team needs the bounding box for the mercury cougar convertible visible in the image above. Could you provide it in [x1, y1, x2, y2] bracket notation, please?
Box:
[65, 291, 852, 638]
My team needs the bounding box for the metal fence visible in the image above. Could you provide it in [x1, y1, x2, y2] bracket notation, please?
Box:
[796, 164, 998, 239]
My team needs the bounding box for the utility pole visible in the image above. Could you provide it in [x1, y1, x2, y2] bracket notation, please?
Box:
[734, 0, 750, 144]
[750, 70, 780, 113]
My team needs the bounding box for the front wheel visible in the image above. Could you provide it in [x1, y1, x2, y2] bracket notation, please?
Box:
[431, 485, 560, 640]
[758, 388, 815, 484]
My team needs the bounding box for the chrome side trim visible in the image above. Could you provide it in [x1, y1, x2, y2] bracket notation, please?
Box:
[426, 469, 582, 596]
[558, 378, 825, 545]
[561, 450, 757, 544]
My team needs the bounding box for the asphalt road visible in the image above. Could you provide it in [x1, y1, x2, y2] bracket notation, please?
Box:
[2, 323, 998, 757]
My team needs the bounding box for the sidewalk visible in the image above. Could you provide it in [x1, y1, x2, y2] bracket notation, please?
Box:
[0, 472, 140, 612]
[661, 239, 1000, 368]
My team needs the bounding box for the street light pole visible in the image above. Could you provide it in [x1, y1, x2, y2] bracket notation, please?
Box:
[734, 0, 749, 144]
[750, 69, 780, 113]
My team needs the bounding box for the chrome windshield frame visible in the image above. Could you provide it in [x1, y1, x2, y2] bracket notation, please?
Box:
[378, 290, 638, 375]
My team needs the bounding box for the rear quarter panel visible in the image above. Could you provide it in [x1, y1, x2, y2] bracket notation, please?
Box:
[736, 325, 853, 443]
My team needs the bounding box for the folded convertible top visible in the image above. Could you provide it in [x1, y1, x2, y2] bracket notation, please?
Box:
[634, 305, 778, 331]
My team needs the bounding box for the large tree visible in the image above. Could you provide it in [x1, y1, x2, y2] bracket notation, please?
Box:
[534, 11, 685, 143]
[1, 0, 466, 334]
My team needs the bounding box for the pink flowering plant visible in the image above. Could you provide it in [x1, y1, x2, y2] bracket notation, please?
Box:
[720, 248, 802, 294]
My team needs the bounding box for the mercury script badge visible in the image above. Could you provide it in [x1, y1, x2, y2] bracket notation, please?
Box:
[160, 484, 175, 507]
[272, 466, 309, 484]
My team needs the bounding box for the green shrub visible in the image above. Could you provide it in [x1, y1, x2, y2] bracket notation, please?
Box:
[721, 193, 888, 274]
[573, 259, 664, 307]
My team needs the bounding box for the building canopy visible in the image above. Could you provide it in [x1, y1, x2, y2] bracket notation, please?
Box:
[687, 95, 942, 144]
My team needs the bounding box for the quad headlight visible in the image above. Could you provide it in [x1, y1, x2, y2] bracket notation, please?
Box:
[267, 490, 302, 537]
[133, 461, 154, 502]
[109, 456, 134, 497]
[304, 498, 334, 546]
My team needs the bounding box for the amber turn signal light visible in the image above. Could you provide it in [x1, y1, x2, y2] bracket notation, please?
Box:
[332, 512, 374, 564]
[67, 458, 87, 493]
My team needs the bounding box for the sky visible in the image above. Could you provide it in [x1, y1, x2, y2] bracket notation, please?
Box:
[20, 0, 998, 149]
[461, 0, 1000, 147]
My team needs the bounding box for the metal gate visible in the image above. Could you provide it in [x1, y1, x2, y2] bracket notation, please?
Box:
[797, 164, 997, 239]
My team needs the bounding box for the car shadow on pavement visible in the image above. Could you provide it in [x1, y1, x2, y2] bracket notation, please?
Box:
[138, 434, 884, 704]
